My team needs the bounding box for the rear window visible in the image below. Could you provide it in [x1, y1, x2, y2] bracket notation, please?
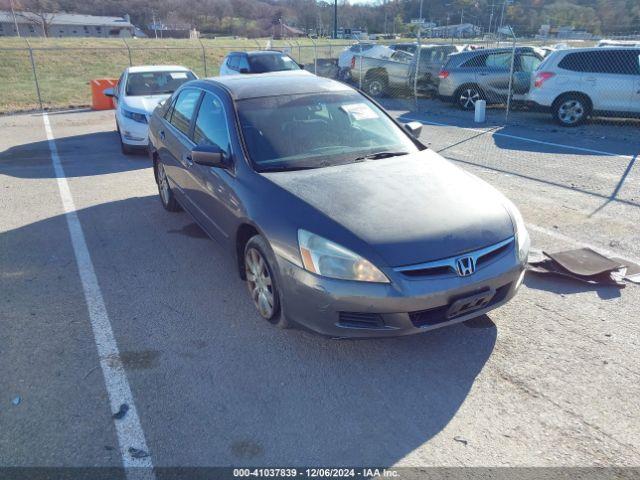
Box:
[248, 54, 300, 73]
[125, 70, 196, 96]
[558, 50, 640, 75]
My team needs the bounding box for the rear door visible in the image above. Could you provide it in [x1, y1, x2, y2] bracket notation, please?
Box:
[480, 51, 514, 101]
[513, 51, 542, 95]
[160, 88, 203, 204]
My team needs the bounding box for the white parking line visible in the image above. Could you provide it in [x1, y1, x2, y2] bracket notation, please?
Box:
[406, 116, 637, 160]
[43, 113, 155, 480]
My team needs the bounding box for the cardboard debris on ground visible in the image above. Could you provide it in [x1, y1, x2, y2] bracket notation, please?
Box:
[527, 247, 635, 287]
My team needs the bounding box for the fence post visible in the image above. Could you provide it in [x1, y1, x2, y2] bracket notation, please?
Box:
[413, 29, 422, 108]
[358, 43, 363, 90]
[311, 38, 317, 74]
[25, 39, 43, 111]
[198, 38, 208, 76]
[505, 33, 517, 123]
[122, 38, 132, 66]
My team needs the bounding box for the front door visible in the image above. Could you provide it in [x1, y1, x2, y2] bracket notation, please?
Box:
[187, 91, 240, 243]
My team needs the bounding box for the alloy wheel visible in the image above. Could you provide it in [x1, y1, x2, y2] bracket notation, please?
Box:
[158, 164, 170, 206]
[367, 80, 383, 97]
[245, 247, 275, 319]
[558, 100, 585, 125]
[459, 88, 480, 110]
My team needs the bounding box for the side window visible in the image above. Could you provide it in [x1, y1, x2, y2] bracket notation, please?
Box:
[169, 89, 202, 137]
[462, 54, 487, 68]
[238, 55, 250, 72]
[193, 92, 231, 155]
[164, 95, 177, 120]
[485, 52, 513, 69]
[559, 50, 639, 75]
[117, 73, 125, 96]
[608, 50, 640, 75]
[519, 53, 542, 73]
[227, 55, 238, 71]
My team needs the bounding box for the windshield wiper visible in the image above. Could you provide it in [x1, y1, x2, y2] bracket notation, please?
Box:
[353, 151, 409, 162]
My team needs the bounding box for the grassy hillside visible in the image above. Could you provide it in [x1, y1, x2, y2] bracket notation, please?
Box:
[0, 37, 353, 113]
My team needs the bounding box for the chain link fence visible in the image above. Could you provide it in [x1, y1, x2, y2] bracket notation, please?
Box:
[2, 35, 638, 213]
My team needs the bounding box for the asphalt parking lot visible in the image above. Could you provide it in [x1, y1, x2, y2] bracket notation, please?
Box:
[1, 103, 639, 474]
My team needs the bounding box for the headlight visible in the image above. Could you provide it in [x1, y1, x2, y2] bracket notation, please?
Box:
[123, 109, 147, 124]
[298, 230, 389, 283]
[505, 201, 530, 262]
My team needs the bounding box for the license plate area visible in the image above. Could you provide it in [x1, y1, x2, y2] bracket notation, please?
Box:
[446, 288, 496, 319]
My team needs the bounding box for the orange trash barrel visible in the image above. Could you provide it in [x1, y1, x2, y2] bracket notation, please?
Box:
[90, 78, 118, 110]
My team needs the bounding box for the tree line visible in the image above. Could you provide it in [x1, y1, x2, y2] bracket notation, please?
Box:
[2, 0, 639, 38]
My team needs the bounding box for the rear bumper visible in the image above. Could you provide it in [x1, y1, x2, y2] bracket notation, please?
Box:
[275, 246, 526, 338]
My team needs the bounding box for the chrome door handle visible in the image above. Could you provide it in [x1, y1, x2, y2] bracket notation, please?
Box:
[159, 130, 165, 140]
[183, 153, 193, 167]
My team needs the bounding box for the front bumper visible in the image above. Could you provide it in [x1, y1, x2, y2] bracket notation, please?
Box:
[276, 246, 526, 338]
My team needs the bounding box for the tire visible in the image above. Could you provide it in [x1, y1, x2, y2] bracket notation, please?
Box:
[553, 94, 591, 127]
[156, 161, 180, 212]
[244, 235, 289, 328]
[455, 85, 484, 110]
[117, 124, 135, 155]
[364, 76, 387, 97]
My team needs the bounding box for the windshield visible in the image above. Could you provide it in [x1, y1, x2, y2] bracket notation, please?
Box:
[248, 54, 300, 73]
[237, 91, 420, 171]
[125, 71, 196, 96]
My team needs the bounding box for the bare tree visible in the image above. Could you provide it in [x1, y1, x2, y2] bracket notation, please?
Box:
[14, 0, 61, 38]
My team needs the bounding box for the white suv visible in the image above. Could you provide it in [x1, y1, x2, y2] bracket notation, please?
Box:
[527, 47, 640, 126]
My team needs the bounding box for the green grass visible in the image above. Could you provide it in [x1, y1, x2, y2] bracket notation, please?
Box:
[0, 37, 354, 113]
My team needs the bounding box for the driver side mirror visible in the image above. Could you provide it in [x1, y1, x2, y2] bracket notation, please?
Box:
[404, 121, 423, 138]
[191, 144, 227, 168]
[103, 87, 116, 98]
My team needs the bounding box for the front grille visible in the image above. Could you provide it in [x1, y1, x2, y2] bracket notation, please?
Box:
[409, 283, 512, 328]
[395, 237, 514, 278]
[338, 312, 384, 329]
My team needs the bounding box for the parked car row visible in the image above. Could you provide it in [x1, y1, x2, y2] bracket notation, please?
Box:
[105, 58, 529, 338]
[341, 43, 640, 127]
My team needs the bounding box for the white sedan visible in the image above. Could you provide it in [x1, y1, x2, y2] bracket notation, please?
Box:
[105, 65, 197, 154]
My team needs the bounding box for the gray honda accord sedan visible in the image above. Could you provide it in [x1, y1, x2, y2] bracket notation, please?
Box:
[148, 70, 529, 338]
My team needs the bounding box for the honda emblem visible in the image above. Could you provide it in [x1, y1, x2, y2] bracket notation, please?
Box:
[456, 256, 476, 276]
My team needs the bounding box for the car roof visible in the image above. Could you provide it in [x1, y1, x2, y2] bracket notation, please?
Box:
[553, 46, 640, 53]
[229, 50, 292, 57]
[126, 65, 191, 73]
[201, 71, 353, 100]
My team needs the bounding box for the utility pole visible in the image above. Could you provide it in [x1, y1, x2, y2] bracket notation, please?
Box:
[333, 0, 338, 39]
[489, 0, 495, 36]
[10, 0, 20, 38]
[498, 1, 507, 36]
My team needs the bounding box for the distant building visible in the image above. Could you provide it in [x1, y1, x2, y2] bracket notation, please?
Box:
[428, 23, 481, 38]
[144, 22, 193, 39]
[536, 25, 595, 40]
[0, 11, 135, 37]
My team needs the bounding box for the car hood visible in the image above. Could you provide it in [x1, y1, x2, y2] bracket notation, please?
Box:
[263, 150, 514, 267]
[123, 94, 170, 114]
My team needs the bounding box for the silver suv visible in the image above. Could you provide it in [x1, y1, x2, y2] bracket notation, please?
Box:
[438, 47, 544, 110]
[527, 47, 640, 126]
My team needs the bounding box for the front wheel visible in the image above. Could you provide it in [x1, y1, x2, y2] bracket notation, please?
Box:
[244, 235, 288, 328]
[456, 85, 483, 110]
[117, 124, 135, 155]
